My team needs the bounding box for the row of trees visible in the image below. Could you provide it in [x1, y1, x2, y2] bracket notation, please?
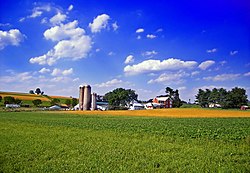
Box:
[104, 88, 138, 109]
[103, 87, 183, 109]
[29, 88, 44, 95]
[32, 98, 78, 107]
[195, 87, 248, 108]
[0, 95, 78, 108]
[0, 96, 22, 104]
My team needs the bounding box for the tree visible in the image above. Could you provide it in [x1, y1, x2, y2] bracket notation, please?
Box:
[51, 98, 60, 105]
[65, 99, 71, 107]
[72, 98, 78, 107]
[196, 87, 248, 109]
[35, 88, 41, 95]
[32, 99, 42, 107]
[195, 89, 211, 107]
[165, 87, 182, 108]
[4, 96, 15, 104]
[15, 99, 22, 104]
[104, 88, 138, 108]
[0, 96, 2, 102]
[29, 90, 34, 94]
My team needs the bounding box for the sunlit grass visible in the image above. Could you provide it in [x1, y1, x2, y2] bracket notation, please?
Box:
[0, 111, 249, 172]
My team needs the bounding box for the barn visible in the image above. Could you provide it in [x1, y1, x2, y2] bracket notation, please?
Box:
[153, 96, 173, 108]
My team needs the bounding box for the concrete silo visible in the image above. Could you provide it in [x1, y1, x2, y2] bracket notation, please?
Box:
[79, 85, 84, 110]
[91, 93, 97, 111]
[83, 85, 91, 110]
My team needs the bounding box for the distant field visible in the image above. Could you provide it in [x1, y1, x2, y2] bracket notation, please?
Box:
[0, 91, 72, 107]
[64, 108, 250, 118]
[0, 111, 249, 172]
[0, 91, 50, 101]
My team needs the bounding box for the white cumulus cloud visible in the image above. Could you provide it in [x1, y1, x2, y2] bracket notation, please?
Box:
[203, 73, 240, 81]
[230, 50, 238, 56]
[51, 68, 73, 76]
[94, 79, 132, 88]
[136, 28, 144, 33]
[0, 29, 25, 50]
[148, 71, 188, 85]
[147, 34, 156, 39]
[244, 72, 250, 77]
[89, 14, 110, 33]
[112, 22, 119, 31]
[124, 55, 134, 64]
[206, 48, 217, 53]
[49, 13, 67, 25]
[68, 4, 74, 11]
[39, 67, 50, 73]
[142, 50, 158, 57]
[30, 20, 92, 65]
[198, 60, 215, 70]
[124, 58, 197, 75]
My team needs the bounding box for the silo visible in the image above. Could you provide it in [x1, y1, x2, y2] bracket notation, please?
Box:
[83, 85, 91, 110]
[91, 93, 97, 111]
[79, 85, 84, 110]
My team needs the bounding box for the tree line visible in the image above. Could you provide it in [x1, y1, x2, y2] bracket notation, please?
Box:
[195, 87, 248, 108]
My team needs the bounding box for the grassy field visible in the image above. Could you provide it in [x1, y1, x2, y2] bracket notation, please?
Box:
[0, 110, 249, 172]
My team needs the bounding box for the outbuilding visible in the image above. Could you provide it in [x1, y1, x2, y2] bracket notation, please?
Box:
[153, 96, 172, 108]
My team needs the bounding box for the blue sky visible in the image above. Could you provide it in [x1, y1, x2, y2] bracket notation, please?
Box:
[0, 0, 249, 102]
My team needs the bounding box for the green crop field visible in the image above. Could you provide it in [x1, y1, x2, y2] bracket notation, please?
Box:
[0, 111, 249, 172]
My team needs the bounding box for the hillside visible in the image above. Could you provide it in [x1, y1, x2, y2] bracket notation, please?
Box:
[0, 91, 73, 107]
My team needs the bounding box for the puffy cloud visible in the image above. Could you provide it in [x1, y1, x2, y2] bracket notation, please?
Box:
[206, 48, 217, 53]
[51, 68, 73, 76]
[39, 67, 50, 73]
[244, 72, 250, 77]
[0, 72, 33, 83]
[142, 50, 158, 57]
[147, 34, 156, 39]
[112, 22, 119, 31]
[44, 20, 84, 41]
[198, 60, 215, 70]
[148, 71, 188, 84]
[25, 4, 52, 20]
[136, 28, 144, 33]
[156, 28, 163, 32]
[191, 71, 200, 76]
[108, 52, 115, 56]
[94, 79, 132, 88]
[230, 50, 238, 56]
[68, 4, 74, 11]
[124, 58, 197, 75]
[137, 35, 141, 40]
[0, 29, 25, 50]
[89, 14, 110, 33]
[203, 73, 240, 81]
[30, 21, 92, 65]
[49, 13, 67, 25]
[124, 55, 134, 64]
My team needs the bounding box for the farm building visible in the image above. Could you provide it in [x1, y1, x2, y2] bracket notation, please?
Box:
[153, 96, 172, 108]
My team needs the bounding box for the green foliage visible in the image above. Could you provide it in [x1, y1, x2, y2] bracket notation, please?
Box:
[4, 96, 16, 104]
[29, 90, 34, 94]
[15, 98, 22, 104]
[165, 87, 182, 107]
[50, 98, 60, 106]
[104, 88, 138, 108]
[65, 99, 71, 107]
[32, 99, 42, 107]
[0, 112, 249, 172]
[196, 87, 248, 108]
[71, 98, 78, 107]
[35, 88, 41, 95]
